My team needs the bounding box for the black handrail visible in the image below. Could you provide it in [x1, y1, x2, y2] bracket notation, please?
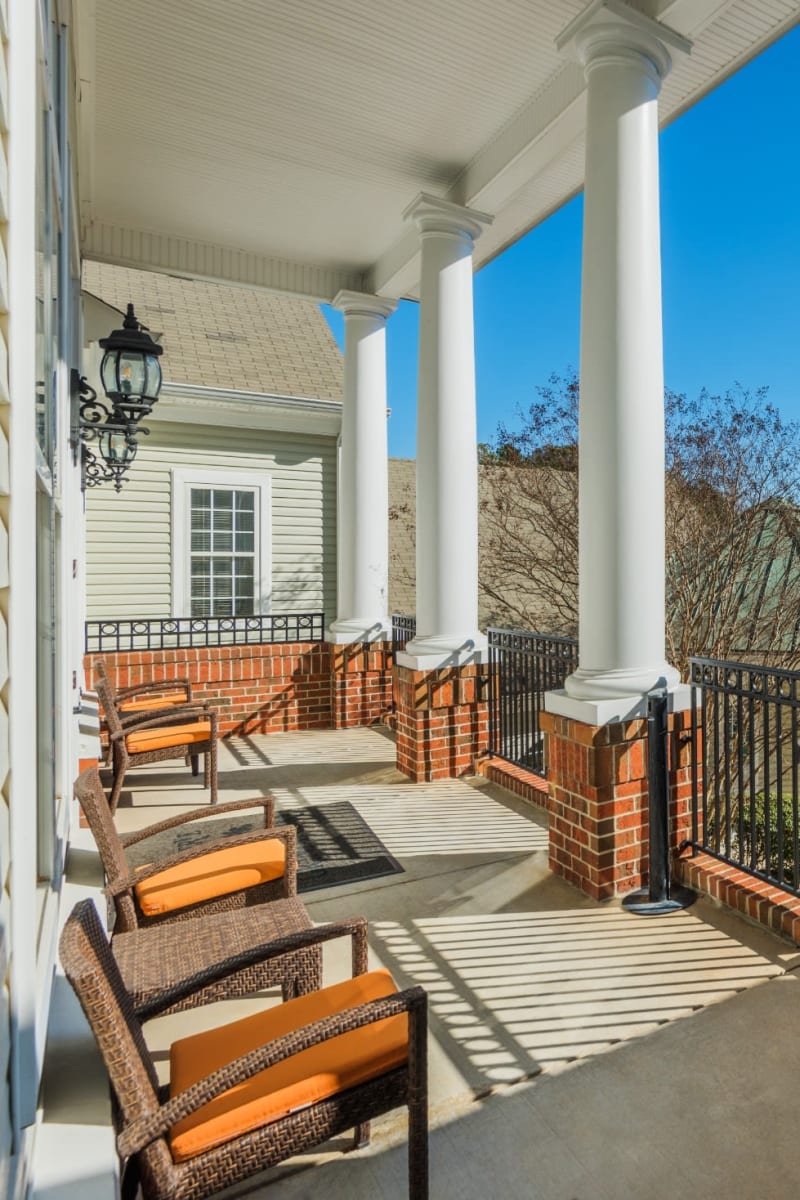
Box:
[85, 613, 326, 653]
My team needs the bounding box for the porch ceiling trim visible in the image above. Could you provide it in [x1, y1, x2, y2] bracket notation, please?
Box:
[81, 222, 367, 304]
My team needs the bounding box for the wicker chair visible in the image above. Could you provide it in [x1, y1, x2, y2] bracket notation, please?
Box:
[61, 898, 429, 1200]
[94, 671, 218, 813]
[94, 656, 194, 716]
[76, 765, 295, 933]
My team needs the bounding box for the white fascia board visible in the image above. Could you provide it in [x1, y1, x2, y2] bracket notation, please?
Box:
[151, 382, 342, 437]
[81, 223, 367, 304]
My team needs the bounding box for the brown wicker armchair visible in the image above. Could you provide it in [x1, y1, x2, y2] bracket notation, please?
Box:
[61, 898, 429, 1200]
[76, 765, 294, 933]
[94, 656, 194, 716]
[94, 671, 218, 813]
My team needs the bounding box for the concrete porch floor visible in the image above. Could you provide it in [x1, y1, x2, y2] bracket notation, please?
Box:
[58, 727, 800, 1198]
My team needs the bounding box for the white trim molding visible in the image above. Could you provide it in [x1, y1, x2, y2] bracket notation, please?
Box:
[170, 467, 272, 619]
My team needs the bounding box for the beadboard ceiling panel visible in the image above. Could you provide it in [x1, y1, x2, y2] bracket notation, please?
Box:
[76, 0, 799, 300]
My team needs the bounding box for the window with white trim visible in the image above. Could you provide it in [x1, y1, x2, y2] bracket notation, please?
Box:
[172, 470, 271, 617]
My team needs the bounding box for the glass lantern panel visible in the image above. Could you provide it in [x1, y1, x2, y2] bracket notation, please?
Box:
[117, 351, 147, 397]
[144, 354, 162, 400]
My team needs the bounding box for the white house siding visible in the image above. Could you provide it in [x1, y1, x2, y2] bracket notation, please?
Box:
[0, 0, 10, 1179]
[85, 419, 337, 625]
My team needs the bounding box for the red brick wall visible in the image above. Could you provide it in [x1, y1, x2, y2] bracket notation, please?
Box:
[85, 643, 332, 736]
[540, 707, 697, 901]
[394, 664, 489, 781]
[330, 642, 394, 729]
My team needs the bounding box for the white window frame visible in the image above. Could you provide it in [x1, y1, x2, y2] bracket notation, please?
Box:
[171, 468, 272, 618]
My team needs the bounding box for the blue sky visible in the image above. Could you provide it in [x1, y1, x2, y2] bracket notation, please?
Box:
[323, 24, 800, 461]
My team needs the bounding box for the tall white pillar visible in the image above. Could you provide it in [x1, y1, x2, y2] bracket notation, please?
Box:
[398, 194, 492, 670]
[326, 290, 396, 644]
[557, 3, 690, 707]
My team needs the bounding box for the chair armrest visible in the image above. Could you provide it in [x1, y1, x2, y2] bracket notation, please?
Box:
[118, 698, 211, 727]
[133, 916, 369, 1020]
[109, 705, 215, 740]
[107, 825, 297, 898]
[119, 796, 275, 847]
[118, 985, 427, 1158]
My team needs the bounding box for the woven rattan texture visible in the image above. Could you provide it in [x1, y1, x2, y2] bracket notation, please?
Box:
[60, 899, 429, 1200]
[95, 671, 218, 812]
[75, 766, 296, 932]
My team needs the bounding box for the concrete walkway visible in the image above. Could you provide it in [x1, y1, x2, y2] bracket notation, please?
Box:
[89, 729, 800, 1196]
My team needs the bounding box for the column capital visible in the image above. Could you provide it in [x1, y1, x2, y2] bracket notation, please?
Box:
[403, 192, 493, 242]
[332, 290, 397, 321]
[557, 0, 691, 84]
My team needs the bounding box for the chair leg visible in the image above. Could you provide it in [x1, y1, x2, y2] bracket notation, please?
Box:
[353, 1122, 371, 1149]
[109, 746, 127, 815]
[190, 753, 200, 777]
[209, 739, 218, 804]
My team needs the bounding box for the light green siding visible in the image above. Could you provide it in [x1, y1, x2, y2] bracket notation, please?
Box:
[85, 420, 337, 624]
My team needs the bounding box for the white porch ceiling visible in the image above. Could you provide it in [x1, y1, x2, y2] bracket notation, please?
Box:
[76, 0, 800, 301]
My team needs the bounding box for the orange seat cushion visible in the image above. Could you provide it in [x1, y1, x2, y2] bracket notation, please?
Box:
[118, 692, 188, 713]
[134, 840, 285, 917]
[169, 968, 407, 1161]
[126, 721, 212, 754]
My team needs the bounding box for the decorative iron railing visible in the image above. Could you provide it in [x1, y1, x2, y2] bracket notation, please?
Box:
[689, 656, 800, 897]
[391, 613, 417, 655]
[85, 613, 326, 653]
[487, 628, 578, 775]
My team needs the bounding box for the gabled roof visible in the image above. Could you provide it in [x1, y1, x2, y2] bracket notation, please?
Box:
[82, 261, 342, 401]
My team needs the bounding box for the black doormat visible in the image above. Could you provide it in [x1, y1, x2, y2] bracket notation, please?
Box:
[124, 800, 403, 893]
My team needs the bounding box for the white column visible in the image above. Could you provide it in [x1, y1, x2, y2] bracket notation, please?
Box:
[398, 194, 492, 670]
[555, 3, 689, 710]
[326, 291, 396, 644]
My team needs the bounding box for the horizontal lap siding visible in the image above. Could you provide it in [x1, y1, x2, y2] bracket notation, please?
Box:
[85, 419, 337, 623]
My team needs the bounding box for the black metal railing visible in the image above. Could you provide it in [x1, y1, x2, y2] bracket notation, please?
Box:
[488, 628, 578, 775]
[391, 613, 416, 655]
[85, 612, 326, 653]
[689, 656, 800, 897]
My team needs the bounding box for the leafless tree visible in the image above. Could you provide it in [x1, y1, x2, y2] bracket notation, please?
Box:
[479, 372, 800, 677]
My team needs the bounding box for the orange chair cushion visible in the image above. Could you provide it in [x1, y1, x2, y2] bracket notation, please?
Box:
[118, 692, 188, 713]
[169, 968, 407, 1161]
[134, 840, 285, 917]
[125, 721, 212, 754]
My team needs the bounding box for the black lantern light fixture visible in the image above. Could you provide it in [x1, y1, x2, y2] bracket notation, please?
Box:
[99, 302, 164, 424]
[72, 302, 163, 492]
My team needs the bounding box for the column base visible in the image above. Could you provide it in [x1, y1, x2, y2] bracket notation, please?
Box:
[394, 663, 488, 782]
[329, 641, 393, 729]
[564, 663, 681, 702]
[397, 631, 487, 671]
[326, 618, 389, 645]
[539, 706, 697, 901]
[546, 682, 695, 726]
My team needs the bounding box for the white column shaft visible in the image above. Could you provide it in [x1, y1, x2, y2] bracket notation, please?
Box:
[566, 33, 679, 701]
[328, 293, 394, 644]
[398, 195, 492, 668]
[417, 229, 479, 639]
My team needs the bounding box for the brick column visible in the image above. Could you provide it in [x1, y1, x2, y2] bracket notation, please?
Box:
[330, 641, 394, 729]
[540, 707, 696, 901]
[394, 664, 488, 782]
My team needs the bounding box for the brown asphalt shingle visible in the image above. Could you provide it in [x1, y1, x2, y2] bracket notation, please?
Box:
[82, 262, 343, 401]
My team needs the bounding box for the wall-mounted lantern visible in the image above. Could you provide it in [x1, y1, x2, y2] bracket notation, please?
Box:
[99, 302, 163, 424]
[72, 302, 163, 492]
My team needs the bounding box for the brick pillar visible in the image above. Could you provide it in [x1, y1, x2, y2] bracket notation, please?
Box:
[330, 641, 394, 729]
[394, 664, 488, 782]
[539, 707, 697, 901]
